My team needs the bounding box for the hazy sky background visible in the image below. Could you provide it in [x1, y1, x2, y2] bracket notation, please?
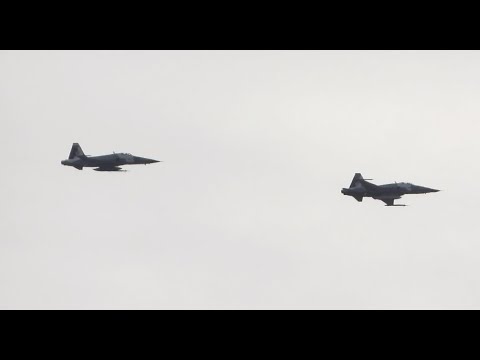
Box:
[1, 50, 480, 309]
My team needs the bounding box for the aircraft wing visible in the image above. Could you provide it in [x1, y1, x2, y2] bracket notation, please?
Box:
[376, 195, 402, 206]
[380, 198, 395, 206]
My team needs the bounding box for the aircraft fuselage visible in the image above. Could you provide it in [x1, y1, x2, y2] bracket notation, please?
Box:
[341, 173, 439, 206]
[61, 143, 160, 171]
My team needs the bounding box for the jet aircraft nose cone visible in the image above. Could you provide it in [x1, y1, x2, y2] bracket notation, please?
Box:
[419, 186, 440, 193]
[135, 156, 161, 164]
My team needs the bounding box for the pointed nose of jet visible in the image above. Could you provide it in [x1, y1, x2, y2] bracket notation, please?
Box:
[134, 156, 161, 164]
[416, 186, 440, 194]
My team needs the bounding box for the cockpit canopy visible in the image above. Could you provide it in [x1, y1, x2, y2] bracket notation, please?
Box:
[396, 182, 414, 191]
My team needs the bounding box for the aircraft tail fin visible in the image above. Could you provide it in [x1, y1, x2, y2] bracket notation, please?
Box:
[353, 195, 363, 202]
[349, 173, 364, 188]
[69, 143, 85, 159]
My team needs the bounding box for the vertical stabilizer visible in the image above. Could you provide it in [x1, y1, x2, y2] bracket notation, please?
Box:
[349, 173, 364, 188]
[69, 143, 85, 159]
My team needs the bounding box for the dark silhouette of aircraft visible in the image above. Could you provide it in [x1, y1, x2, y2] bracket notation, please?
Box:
[61, 143, 160, 172]
[342, 173, 439, 206]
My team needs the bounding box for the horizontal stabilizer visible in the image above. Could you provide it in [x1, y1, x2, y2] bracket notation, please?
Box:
[353, 195, 363, 202]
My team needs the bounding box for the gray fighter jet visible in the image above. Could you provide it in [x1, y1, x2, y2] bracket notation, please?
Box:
[61, 143, 160, 171]
[341, 173, 439, 206]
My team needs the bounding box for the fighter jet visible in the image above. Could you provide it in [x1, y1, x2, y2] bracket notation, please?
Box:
[61, 143, 160, 171]
[341, 173, 439, 206]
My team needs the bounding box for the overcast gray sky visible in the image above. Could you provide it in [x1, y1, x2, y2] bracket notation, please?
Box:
[1, 50, 479, 309]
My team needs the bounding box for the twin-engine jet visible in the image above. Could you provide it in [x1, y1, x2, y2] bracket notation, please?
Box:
[342, 173, 439, 206]
[61, 143, 160, 172]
